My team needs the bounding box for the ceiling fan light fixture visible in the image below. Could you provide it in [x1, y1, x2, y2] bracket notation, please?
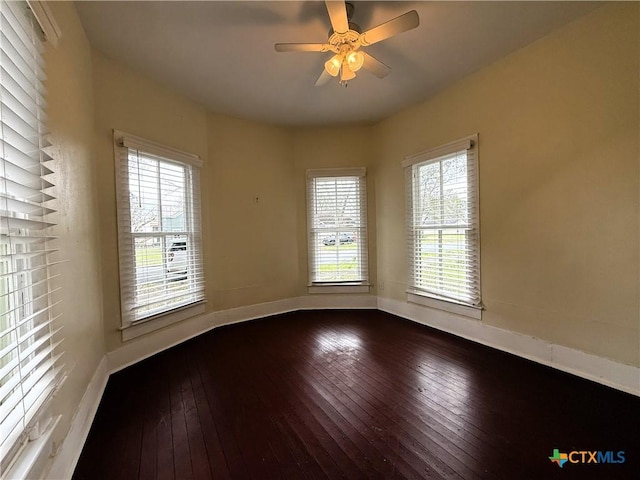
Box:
[275, 1, 421, 87]
[324, 54, 342, 77]
[346, 50, 364, 72]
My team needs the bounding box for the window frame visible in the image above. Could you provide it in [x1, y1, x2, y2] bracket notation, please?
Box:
[403, 134, 482, 316]
[306, 168, 369, 293]
[113, 131, 205, 340]
[0, 0, 64, 472]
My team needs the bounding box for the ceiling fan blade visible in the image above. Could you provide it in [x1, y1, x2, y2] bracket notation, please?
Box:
[314, 69, 332, 87]
[359, 10, 419, 46]
[275, 43, 328, 52]
[361, 52, 390, 79]
[325, 1, 349, 34]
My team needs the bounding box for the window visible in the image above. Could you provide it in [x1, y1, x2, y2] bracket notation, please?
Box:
[306, 168, 368, 288]
[404, 135, 480, 308]
[114, 131, 205, 336]
[1, 0, 64, 470]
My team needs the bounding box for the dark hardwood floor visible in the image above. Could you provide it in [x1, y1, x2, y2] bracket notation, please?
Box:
[73, 310, 639, 479]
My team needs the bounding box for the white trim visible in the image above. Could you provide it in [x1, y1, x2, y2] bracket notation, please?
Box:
[551, 345, 640, 396]
[407, 291, 482, 320]
[46, 357, 109, 480]
[108, 295, 640, 393]
[107, 298, 299, 373]
[43, 296, 639, 479]
[121, 303, 206, 341]
[107, 295, 377, 373]
[306, 170, 369, 286]
[404, 134, 481, 307]
[113, 130, 203, 167]
[308, 284, 370, 294]
[306, 167, 366, 178]
[27, 1, 62, 47]
[108, 308, 215, 374]
[212, 297, 301, 329]
[402, 134, 477, 168]
[4, 416, 61, 480]
[377, 296, 640, 397]
[299, 294, 377, 310]
[43, 295, 376, 478]
[112, 130, 206, 335]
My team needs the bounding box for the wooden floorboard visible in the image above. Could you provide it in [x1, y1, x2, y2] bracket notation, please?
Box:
[73, 310, 640, 479]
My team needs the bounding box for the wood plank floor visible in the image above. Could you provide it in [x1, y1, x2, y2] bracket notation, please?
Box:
[73, 310, 639, 479]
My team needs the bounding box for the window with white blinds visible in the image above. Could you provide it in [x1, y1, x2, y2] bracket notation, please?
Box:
[307, 168, 368, 285]
[404, 135, 481, 307]
[1, 0, 64, 470]
[114, 131, 205, 329]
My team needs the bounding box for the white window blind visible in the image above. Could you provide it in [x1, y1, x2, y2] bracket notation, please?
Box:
[404, 135, 481, 306]
[114, 132, 205, 328]
[307, 168, 368, 285]
[0, 0, 64, 470]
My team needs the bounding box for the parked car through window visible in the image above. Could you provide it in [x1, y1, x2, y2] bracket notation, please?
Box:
[167, 241, 188, 274]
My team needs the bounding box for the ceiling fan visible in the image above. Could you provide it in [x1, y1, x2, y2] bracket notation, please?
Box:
[275, 1, 419, 87]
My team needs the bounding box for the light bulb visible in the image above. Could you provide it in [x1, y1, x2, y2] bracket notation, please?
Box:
[324, 55, 342, 77]
[340, 64, 356, 81]
[346, 51, 364, 72]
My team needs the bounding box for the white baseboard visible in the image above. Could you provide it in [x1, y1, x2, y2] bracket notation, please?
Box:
[46, 356, 109, 480]
[107, 297, 300, 374]
[108, 292, 638, 395]
[47, 294, 638, 480]
[213, 297, 300, 328]
[107, 294, 377, 374]
[377, 296, 640, 397]
[299, 293, 377, 310]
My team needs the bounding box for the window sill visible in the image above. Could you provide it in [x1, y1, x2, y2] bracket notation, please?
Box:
[5, 415, 61, 480]
[121, 302, 206, 341]
[407, 291, 482, 320]
[308, 284, 370, 294]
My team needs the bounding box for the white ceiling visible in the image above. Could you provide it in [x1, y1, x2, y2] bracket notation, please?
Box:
[75, 1, 601, 127]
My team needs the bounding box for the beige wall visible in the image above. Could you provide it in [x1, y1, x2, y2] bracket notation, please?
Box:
[25, 2, 637, 477]
[291, 127, 377, 294]
[33, 2, 638, 473]
[374, 3, 639, 366]
[44, 0, 104, 457]
[91, 51, 209, 351]
[206, 114, 298, 310]
[90, 3, 638, 366]
[92, 53, 304, 349]
[90, 57, 380, 350]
